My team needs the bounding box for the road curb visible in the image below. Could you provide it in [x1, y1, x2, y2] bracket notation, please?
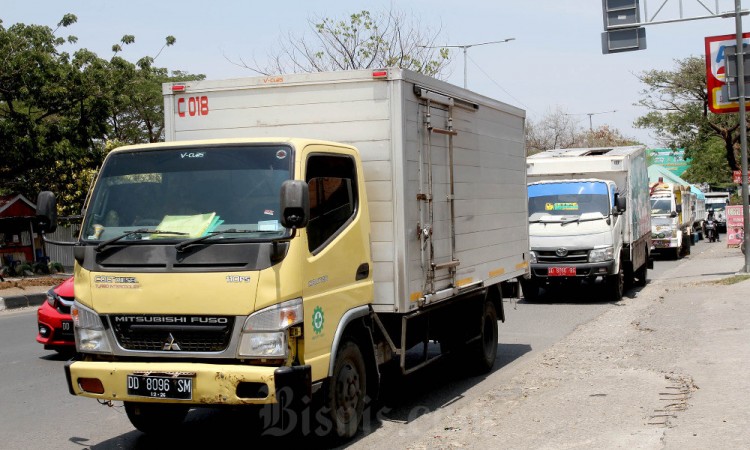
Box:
[0, 293, 47, 311]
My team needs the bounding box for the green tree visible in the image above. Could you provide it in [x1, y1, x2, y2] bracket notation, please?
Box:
[0, 16, 203, 215]
[680, 137, 733, 189]
[233, 8, 451, 77]
[635, 56, 744, 177]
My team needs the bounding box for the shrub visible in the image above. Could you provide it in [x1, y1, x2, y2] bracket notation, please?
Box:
[48, 261, 64, 274]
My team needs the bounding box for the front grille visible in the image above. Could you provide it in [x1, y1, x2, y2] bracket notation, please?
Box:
[109, 315, 234, 352]
[537, 249, 589, 264]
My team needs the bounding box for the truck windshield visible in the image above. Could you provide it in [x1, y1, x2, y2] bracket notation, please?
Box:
[527, 181, 610, 218]
[81, 145, 293, 243]
[650, 198, 673, 216]
[705, 202, 726, 213]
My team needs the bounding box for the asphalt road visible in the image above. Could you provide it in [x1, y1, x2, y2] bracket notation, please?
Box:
[0, 241, 697, 449]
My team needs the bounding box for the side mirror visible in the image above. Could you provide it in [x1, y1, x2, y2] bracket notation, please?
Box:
[615, 195, 628, 213]
[280, 180, 309, 229]
[670, 211, 678, 218]
[614, 194, 626, 214]
[35, 191, 58, 233]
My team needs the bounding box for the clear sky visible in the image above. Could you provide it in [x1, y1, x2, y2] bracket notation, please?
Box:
[3, 0, 748, 148]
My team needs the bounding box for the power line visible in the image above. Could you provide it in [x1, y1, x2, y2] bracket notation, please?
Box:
[421, 38, 515, 88]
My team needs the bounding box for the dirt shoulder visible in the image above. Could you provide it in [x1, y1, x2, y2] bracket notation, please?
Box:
[0, 275, 70, 297]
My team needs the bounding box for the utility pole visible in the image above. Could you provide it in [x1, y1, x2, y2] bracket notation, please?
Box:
[565, 110, 617, 131]
[586, 110, 617, 131]
[428, 38, 515, 89]
[734, 0, 750, 273]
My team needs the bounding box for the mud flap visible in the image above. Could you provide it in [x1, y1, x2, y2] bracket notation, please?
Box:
[274, 365, 312, 413]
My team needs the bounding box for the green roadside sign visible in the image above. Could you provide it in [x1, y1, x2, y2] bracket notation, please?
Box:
[648, 148, 690, 177]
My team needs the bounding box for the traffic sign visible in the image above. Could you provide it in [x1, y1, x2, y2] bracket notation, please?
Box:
[705, 33, 750, 114]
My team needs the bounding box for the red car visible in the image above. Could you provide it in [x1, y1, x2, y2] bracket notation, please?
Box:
[36, 276, 75, 354]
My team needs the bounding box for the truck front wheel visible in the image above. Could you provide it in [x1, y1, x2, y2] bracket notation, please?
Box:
[124, 402, 189, 434]
[326, 339, 367, 440]
[634, 263, 648, 287]
[520, 278, 540, 302]
[608, 265, 624, 301]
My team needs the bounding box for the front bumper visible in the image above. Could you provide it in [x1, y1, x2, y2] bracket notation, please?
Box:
[651, 238, 679, 250]
[530, 260, 616, 279]
[36, 302, 75, 350]
[64, 360, 311, 406]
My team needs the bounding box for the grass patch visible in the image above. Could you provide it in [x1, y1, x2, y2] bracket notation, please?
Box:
[710, 274, 750, 285]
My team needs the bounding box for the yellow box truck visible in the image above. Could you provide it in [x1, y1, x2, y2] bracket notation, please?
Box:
[36, 68, 529, 440]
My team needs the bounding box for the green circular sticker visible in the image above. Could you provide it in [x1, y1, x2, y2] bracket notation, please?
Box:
[312, 306, 325, 334]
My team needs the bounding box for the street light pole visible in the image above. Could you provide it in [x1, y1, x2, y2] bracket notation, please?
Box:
[442, 38, 515, 88]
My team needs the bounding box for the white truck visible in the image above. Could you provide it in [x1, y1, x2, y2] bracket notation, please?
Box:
[39, 68, 530, 439]
[704, 191, 731, 233]
[649, 179, 693, 259]
[523, 146, 652, 301]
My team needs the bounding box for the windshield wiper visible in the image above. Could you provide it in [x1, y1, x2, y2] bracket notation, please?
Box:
[529, 216, 578, 224]
[95, 229, 188, 252]
[560, 216, 606, 226]
[174, 229, 262, 252]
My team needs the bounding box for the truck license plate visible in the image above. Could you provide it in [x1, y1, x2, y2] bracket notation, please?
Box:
[548, 267, 576, 276]
[127, 374, 193, 400]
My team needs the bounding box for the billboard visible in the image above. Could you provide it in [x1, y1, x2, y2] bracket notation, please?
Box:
[705, 33, 750, 114]
[726, 205, 744, 247]
[648, 148, 690, 177]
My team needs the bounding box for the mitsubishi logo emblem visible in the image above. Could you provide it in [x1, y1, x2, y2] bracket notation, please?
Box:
[555, 248, 568, 257]
[162, 333, 182, 351]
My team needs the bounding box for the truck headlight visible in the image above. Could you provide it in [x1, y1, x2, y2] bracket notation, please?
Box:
[588, 246, 614, 263]
[71, 302, 112, 354]
[239, 298, 303, 358]
[529, 251, 538, 264]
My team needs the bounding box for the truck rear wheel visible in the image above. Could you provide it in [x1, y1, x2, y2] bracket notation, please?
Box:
[124, 402, 189, 434]
[468, 300, 499, 373]
[325, 339, 367, 440]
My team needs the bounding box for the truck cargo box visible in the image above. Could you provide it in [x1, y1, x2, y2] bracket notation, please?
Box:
[163, 68, 529, 313]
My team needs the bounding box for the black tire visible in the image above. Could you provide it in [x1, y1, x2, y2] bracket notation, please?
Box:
[124, 402, 189, 434]
[468, 301, 499, 374]
[325, 340, 367, 440]
[673, 246, 682, 260]
[520, 278, 540, 302]
[608, 265, 624, 301]
[634, 263, 647, 287]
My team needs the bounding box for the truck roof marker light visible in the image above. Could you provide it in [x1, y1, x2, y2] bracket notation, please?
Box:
[171, 84, 186, 92]
[372, 70, 388, 78]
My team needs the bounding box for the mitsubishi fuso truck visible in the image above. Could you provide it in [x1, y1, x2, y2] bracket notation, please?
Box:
[35, 68, 529, 440]
[523, 146, 652, 301]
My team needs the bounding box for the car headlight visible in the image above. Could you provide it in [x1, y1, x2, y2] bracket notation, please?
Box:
[528, 250, 538, 264]
[46, 288, 59, 308]
[588, 246, 615, 263]
[239, 298, 303, 358]
[71, 302, 112, 354]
